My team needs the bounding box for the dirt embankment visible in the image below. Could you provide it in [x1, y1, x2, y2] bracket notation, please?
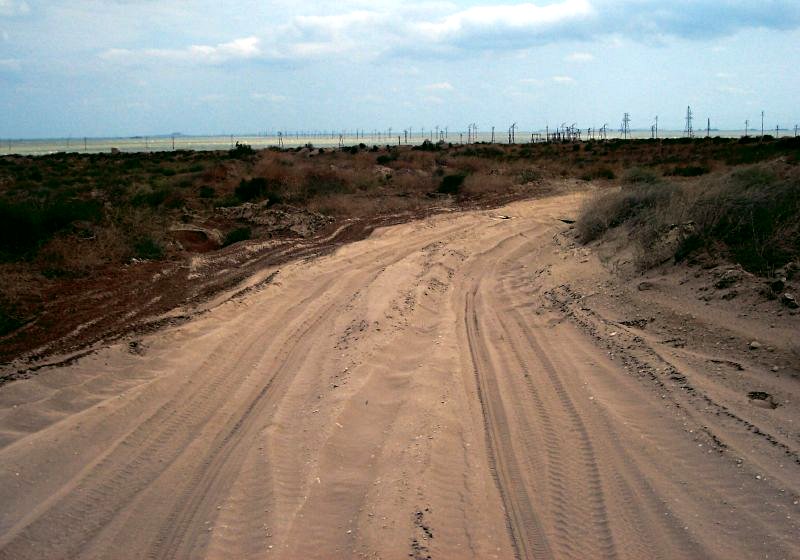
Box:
[0, 190, 797, 559]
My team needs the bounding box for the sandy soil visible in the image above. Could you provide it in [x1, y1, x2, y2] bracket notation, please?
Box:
[0, 191, 797, 559]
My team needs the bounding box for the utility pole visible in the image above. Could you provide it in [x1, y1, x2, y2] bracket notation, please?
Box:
[621, 113, 631, 139]
[684, 106, 693, 138]
[707, 118, 711, 138]
[508, 122, 517, 144]
[795, 124, 799, 137]
[745, 120, 749, 137]
[761, 110, 765, 137]
[491, 126, 495, 143]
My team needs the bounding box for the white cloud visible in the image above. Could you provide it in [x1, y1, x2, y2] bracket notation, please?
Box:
[102, 37, 261, 65]
[95, 0, 800, 67]
[566, 52, 594, 62]
[0, 58, 20, 70]
[552, 76, 576, 84]
[198, 94, 225, 103]
[251, 92, 287, 103]
[0, 0, 29, 17]
[414, 0, 594, 38]
[423, 81, 454, 91]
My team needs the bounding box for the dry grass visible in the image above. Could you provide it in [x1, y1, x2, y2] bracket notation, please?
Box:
[577, 162, 800, 274]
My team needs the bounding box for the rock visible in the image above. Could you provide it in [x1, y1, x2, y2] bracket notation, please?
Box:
[714, 269, 742, 289]
[771, 366, 779, 372]
[769, 278, 786, 292]
[749, 341, 762, 350]
[637, 281, 655, 291]
[747, 391, 778, 409]
[781, 293, 798, 309]
[217, 204, 333, 238]
[721, 290, 738, 300]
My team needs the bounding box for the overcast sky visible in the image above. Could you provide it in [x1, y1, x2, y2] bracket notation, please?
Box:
[1, 0, 799, 138]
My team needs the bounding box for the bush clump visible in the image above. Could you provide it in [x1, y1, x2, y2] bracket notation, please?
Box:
[622, 167, 659, 184]
[235, 178, 283, 205]
[438, 174, 466, 195]
[680, 168, 800, 273]
[577, 164, 800, 275]
[576, 182, 677, 243]
[223, 226, 251, 247]
[132, 235, 164, 260]
[228, 142, 255, 159]
[667, 165, 710, 177]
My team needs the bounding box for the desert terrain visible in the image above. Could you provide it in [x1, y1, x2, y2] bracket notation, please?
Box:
[0, 181, 798, 558]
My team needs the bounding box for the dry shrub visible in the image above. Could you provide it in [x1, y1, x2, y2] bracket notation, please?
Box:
[306, 193, 422, 217]
[577, 163, 800, 274]
[576, 182, 679, 244]
[462, 173, 513, 197]
[450, 156, 493, 174]
[391, 170, 436, 194]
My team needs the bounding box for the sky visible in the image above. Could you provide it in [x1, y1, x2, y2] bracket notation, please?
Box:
[1, 0, 799, 138]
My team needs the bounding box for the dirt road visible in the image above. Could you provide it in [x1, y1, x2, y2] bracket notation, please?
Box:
[0, 192, 798, 559]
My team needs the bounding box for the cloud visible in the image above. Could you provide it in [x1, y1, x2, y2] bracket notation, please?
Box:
[552, 76, 576, 84]
[198, 93, 225, 103]
[0, 0, 29, 17]
[423, 81, 454, 91]
[97, 0, 800, 66]
[413, 0, 595, 44]
[0, 57, 20, 70]
[566, 52, 594, 62]
[102, 37, 262, 65]
[251, 92, 287, 102]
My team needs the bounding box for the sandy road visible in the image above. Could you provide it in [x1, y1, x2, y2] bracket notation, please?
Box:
[0, 192, 797, 559]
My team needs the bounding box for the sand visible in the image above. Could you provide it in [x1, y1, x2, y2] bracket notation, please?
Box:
[0, 192, 797, 559]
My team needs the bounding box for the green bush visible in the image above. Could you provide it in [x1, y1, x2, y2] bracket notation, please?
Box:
[0, 198, 102, 259]
[223, 226, 251, 247]
[413, 140, 442, 152]
[228, 142, 255, 159]
[680, 167, 800, 273]
[199, 185, 215, 198]
[622, 167, 658, 184]
[303, 171, 348, 198]
[668, 165, 710, 177]
[438, 174, 466, 195]
[576, 183, 677, 243]
[132, 235, 164, 260]
[235, 178, 283, 204]
[0, 303, 23, 336]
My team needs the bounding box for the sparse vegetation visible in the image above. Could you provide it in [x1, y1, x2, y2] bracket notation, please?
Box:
[577, 163, 800, 274]
[223, 226, 252, 247]
[438, 174, 467, 195]
[2, 136, 799, 341]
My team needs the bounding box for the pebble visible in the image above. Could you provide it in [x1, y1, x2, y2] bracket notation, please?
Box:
[749, 341, 762, 350]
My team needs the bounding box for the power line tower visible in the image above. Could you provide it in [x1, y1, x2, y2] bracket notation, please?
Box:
[620, 113, 631, 139]
[508, 122, 517, 144]
[684, 106, 693, 138]
[761, 111, 765, 137]
[745, 120, 749, 137]
[707, 117, 711, 138]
